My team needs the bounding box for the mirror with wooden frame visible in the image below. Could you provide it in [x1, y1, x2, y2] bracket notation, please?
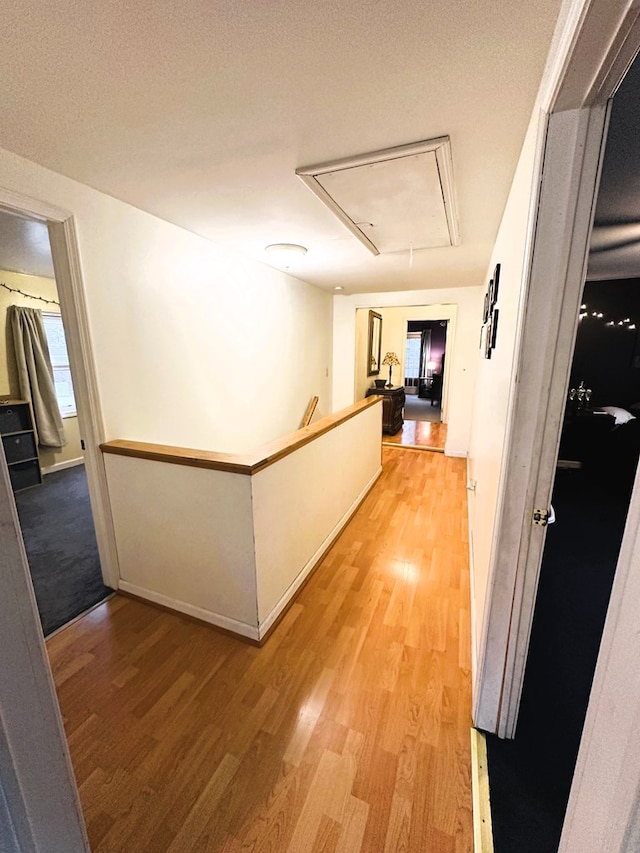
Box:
[367, 310, 382, 376]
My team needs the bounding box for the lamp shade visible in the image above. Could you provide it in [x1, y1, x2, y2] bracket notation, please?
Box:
[381, 351, 401, 388]
[382, 351, 401, 366]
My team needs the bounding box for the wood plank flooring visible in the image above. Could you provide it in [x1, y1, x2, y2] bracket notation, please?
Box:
[384, 420, 447, 450]
[47, 447, 472, 852]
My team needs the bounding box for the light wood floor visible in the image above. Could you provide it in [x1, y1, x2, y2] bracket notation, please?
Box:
[47, 447, 472, 852]
[384, 419, 447, 451]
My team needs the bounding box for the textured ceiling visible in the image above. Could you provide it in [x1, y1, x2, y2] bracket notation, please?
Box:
[0, 212, 54, 279]
[0, 0, 564, 292]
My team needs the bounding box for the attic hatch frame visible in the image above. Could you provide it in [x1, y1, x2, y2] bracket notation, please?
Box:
[296, 137, 461, 256]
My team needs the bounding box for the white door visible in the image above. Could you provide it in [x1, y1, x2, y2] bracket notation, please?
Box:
[0, 443, 89, 850]
[474, 103, 611, 737]
[474, 1, 640, 848]
[474, 0, 640, 741]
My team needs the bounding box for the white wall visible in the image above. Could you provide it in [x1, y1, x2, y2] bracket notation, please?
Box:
[253, 401, 382, 628]
[0, 147, 332, 454]
[332, 288, 483, 456]
[103, 399, 382, 640]
[467, 110, 544, 678]
[105, 454, 258, 632]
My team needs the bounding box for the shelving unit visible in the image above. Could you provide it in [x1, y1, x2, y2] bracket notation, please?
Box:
[0, 398, 42, 492]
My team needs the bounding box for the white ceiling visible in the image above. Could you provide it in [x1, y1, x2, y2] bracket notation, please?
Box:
[0, 0, 564, 292]
[0, 212, 54, 279]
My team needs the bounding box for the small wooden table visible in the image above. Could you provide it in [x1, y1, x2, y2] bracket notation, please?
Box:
[365, 386, 405, 435]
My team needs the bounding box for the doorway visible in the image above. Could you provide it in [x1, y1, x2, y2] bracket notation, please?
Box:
[386, 318, 448, 450]
[484, 49, 640, 852]
[403, 319, 447, 416]
[0, 208, 112, 635]
[0, 188, 119, 851]
[485, 283, 640, 852]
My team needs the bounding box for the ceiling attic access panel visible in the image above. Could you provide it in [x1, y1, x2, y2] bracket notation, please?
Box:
[296, 137, 460, 256]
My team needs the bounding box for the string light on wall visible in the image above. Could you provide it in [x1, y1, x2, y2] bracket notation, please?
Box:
[579, 304, 637, 330]
[0, 280, 59, 306]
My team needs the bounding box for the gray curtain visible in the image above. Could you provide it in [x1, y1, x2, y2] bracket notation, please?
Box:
[420, 329, 432, 375]
[8, 306, 66, 448]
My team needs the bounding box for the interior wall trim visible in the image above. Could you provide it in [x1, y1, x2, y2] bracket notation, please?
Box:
[48, 217, 120, 591]
[41, 457, 84, 476]
[0, 188, 120, 592]
[118, 581, 262, 641]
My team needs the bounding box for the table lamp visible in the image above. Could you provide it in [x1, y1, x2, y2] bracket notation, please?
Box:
[382, 352, 401, 388]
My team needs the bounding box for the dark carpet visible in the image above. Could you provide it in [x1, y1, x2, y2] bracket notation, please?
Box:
[15, 464, 113, 636]
[403, 394, 442, 422]
[485, 464, 631, 852]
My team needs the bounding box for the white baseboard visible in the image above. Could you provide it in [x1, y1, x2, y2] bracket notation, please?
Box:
[257, 465, 383, 640]
[467, 486, 478, 701]
[118, 580, 261, 641]
[41, 457, 84, 475]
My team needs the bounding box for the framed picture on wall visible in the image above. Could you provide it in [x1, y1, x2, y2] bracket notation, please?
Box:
[491, 308, 499, 348]
[482, 290, 491, 325]
[483, 319, 493, 359]
[490, 263, 501, 305]
[367, 310, 382, 376]
[480, 262, 501, 358]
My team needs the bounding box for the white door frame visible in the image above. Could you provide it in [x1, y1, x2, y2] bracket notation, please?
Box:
[0, 188, 115, 848]
[352, 301, 456, 425]
[474, 103, 610, 735]
[408, 317, 451, 418]
[0, 438, 89, 849]
[475, 0, 640, 847]
[0, 189, 120, 589]
[475, 0, 640, 738]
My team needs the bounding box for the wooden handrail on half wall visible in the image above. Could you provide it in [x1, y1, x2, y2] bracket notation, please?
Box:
[100, 396, 378, 474]
[301, 395, 319, 428]
[100, 397, 382, 642]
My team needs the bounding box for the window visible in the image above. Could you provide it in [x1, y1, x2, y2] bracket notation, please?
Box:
[404, 332, 422, 377]
[42, 312, 76, 418]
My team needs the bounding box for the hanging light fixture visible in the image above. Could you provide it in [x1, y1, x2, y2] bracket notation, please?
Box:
[264, 243, 308, 269]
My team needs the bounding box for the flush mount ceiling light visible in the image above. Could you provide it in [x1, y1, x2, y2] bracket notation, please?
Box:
[296, 137, 460, 256]
[264, 243, 308, 268]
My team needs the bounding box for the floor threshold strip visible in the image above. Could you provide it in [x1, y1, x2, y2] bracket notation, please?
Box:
[471, 728, 494, 852]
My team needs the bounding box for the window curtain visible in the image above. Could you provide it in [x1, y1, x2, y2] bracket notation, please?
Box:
[8, 306, 66, 448]
[420, 329, 432, 375]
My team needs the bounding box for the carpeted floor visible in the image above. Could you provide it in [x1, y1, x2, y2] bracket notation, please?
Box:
[15, 464, 113, 636]
[485, 465, 630, 851]
[403, 392, 441, 422]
